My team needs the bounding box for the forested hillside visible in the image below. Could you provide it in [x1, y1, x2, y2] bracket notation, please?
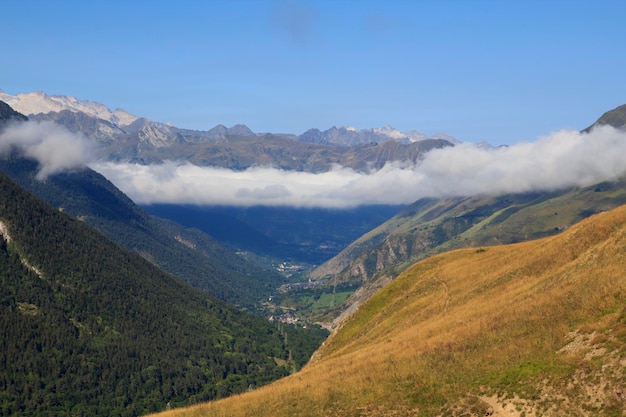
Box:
[0, 171, 327, 416]
[0, 104, 286, 310]
[143, 204, 403, 265]
[0, 156, 286, 309]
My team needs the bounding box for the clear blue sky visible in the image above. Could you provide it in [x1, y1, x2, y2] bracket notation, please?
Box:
[2, 0, 626, 145]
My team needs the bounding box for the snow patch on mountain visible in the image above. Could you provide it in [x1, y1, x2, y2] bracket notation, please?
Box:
[372, 125, 408, 140]
[326, 125, 456, 145]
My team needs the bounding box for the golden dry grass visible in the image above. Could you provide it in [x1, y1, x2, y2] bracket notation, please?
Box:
[151, 205, 626, 417]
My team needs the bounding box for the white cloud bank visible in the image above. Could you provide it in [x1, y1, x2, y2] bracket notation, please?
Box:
[0, 121, 94, 179]
[1, 120, 624, 208]
[91, 125, 626, 208]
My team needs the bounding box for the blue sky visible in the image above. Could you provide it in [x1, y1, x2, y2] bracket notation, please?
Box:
[2, 0, 626, 145]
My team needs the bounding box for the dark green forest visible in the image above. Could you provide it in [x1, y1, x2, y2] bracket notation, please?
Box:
[0, 156, 286, 310]
[0, 171, 327, 416]
[143, 204, 403, 265]
[0, 99, 286, 310]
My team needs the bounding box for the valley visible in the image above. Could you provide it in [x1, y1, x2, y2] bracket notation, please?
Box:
[2, 94, 626, 416]
[141, 204, 404, 266]
[140, 203, 406, 326]
[5, 1, 626, 415]
[152, 195, 626, 417]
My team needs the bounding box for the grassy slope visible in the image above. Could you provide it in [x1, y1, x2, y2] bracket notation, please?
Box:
[153, 203, 626, 417]
[306, 181, 626, 328]
[315, 181, 626, 283]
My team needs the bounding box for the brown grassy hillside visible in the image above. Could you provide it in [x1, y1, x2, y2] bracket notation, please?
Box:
[152, 204, 626, 417]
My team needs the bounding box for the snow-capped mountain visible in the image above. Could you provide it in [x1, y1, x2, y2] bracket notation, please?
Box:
[372, 125, 419, 141]
[0, 90, 254, 150]
[0, 90, 455, 170]
[0, 89, 458, 146]
[0, 90, 139, 127]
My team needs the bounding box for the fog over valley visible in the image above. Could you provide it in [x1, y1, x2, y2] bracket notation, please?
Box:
[90, 125, 626, 208]
[2, 121, 626, 208]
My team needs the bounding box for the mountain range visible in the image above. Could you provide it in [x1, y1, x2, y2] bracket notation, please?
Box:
[0, 89, 457, 274]
[0, 90, 455, 169]
[298, 124, 457, 146]
[0, 90, 139, 126]
[0, 90, 455, 146]
[0, 100, 293, 310]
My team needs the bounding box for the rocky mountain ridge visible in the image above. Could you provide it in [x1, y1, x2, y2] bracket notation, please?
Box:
[299, 125, 457, 146]
[583, 103, 626, 132]
[31, 112, 454, 172]
[0, 90, 457, 163]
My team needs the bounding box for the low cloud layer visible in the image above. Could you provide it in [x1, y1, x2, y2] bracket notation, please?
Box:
[2, 120, 624, 207]
[0, 121, 94, 179]
[92, 125, 626, 208]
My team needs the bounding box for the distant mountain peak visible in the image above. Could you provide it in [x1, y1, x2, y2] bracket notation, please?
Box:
[204, 124, 255, 140]
[583, 103, 626, 132]
[429, 131, 460, 144]
[228, 123, 255, 136]
[371, 125, 408, 140]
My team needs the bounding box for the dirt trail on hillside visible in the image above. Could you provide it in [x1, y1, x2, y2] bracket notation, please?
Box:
[480, 395, 537, 417]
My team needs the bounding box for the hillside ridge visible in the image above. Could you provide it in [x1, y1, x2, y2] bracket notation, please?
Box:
[0, 169, 327, 415]
[308, 184, 626, 329]
[153, 202, 626, 417]
[302, 101, 626, 329]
